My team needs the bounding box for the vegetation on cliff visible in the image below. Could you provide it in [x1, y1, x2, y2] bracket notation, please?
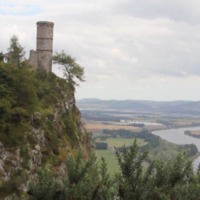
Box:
[0, 36, 92, 198]
[0, 60, 89, 148]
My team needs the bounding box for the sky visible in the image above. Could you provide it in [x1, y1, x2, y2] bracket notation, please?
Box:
[1, 0, 200, 101]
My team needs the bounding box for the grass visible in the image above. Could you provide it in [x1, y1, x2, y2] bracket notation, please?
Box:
[95, 137, 198, 175]
[95, 150, 119, 175]
[95, 138, 146, 175]
[148, 140, 181, 161]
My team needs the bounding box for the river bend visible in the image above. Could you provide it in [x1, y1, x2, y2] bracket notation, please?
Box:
[152, 126, 200, 170]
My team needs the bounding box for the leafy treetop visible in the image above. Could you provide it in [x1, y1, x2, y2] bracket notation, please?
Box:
[7, 35, 25, 66]
[53, 51, 85, 91]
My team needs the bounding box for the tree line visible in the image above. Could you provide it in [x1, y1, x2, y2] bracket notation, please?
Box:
[27, 141, 200, 200]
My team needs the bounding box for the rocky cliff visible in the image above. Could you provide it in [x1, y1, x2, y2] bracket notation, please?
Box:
[0, 62, 92, 198]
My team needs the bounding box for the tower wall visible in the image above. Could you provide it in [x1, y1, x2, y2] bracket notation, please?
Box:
[36, 21, 54, 72]
[29, 50, 38, 68]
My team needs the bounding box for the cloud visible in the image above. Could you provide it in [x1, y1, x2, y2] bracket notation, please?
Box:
[114, 0, 200, 23]
[1, 0, 200, 100]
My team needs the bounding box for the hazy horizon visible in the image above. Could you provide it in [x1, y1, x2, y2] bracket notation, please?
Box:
[77, 97, 200, 102]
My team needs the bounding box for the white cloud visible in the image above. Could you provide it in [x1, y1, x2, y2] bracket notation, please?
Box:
[114, 0, 200, 23]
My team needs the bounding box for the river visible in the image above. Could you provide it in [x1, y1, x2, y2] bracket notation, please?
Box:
[152, 126, 200, 170]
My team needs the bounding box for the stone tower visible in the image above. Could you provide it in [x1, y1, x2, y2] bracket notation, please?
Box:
[29, 21, 54, 72]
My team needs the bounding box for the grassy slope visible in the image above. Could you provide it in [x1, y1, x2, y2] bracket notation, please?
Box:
[148, 139, 184, 161]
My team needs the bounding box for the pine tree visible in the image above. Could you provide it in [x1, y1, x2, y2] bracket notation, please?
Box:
[7, 35, 25, 66]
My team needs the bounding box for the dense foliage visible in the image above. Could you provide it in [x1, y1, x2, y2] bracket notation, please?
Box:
[28, 141, 200, 200]
[7, 35, 25, 66]
[0, 61, 81, 146]
[28, 151, 114, 200]
[0, 37, 91, 198]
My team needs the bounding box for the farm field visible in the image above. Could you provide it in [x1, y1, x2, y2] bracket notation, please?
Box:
[95, 150, 119, 175]
[103, 138, 146, 148]
[78, 100, 200, 179]
[95, 132, 199, 175]
[184, 130, 200, 139]
[85, 120, 140, 132]
[95, 138, 146, 174]
[189, 130, 200, 136]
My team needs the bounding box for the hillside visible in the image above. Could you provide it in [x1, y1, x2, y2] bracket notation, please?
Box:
[0, 62, 92, 198]
[77, 98, 200, 116]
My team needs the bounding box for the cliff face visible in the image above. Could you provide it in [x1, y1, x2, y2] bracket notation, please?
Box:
[0, 62, 92, 198]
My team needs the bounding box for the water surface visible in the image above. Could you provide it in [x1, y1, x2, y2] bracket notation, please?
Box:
[152, 126, 200, 170]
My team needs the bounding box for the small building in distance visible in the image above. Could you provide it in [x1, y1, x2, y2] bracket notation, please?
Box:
[95, 142, 108, 150]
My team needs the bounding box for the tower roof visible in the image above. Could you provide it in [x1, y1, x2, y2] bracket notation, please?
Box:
[37, 21, 54, 26]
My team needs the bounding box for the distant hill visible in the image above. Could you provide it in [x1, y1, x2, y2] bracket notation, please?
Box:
[77, 98, 200, 116]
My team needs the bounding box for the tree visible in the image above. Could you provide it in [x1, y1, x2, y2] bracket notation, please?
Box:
[0, 52, 3, 62]
[116, 142, 200, 200]
[7, 35, 25, 66]
[53, 51, 85, 91]
[116, 141, 148, 200]
[26, 142, 200, 200]
[27, 151, 115, 200]
[28, 165, 63, 200]
[93, 157, 115, 200]
[64, 150, 96, 200]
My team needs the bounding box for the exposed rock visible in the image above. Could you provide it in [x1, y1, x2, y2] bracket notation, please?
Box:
[0, 99, 93, 199]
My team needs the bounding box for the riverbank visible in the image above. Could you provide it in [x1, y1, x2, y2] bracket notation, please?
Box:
[152, 126, 200, 169]
[184, 130, 200, 139]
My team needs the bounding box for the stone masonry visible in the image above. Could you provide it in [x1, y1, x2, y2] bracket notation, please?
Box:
[29, 21, 54, 72]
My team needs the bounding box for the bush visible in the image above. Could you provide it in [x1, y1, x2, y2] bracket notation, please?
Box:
[28, 165, 63, 200]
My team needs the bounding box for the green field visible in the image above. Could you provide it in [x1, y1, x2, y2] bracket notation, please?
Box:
[95, 150, 119, 175]
[95, 138, 146, 174]
[95, 136, 199, 175]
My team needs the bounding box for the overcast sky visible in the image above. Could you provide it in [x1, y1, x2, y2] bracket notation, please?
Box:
[1, 0, 200, 101]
